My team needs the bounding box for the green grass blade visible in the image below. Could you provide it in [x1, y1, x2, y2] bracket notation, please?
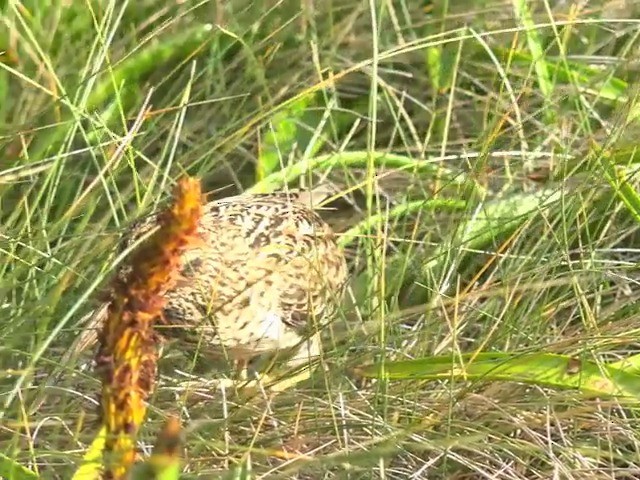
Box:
[610, 353, 640, 374]
[0, 453, 39, 480]
[356, 352, 640, 399]
[257, 92, 318, 182]
[70, 425, 106, 480]
[511, 0, 554, 122]
[249, 150, 483, 196]
[131, 462, 181, 480]
[26, 23, 217, 163]
[497, 47, 628, 102]
[422, 188, 562, 277]
[598, 151, 640, 224]
[221, 459, 252, 480]
[129, 416, 183, 479]
[339, 198, 467, 247]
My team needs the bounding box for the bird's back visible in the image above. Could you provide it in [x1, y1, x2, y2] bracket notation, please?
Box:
[146, 191, 348, 356]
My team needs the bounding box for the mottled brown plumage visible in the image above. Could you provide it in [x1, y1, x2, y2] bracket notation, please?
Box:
[68, 190, 348, 381]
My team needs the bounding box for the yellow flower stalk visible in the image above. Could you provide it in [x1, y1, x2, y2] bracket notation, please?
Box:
[95, 177, 203, 479]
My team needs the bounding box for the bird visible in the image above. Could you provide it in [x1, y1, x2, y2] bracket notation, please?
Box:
[62, 188, 349, 389]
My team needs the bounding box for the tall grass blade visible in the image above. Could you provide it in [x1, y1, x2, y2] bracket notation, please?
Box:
[0, 453, 39, 480]
[357, 352, 640, 399]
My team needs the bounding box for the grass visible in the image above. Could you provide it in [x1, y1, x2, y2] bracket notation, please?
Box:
[3, 0, 640, 478]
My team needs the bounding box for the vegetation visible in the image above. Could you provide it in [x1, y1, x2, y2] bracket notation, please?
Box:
[3, 0, 640, 477]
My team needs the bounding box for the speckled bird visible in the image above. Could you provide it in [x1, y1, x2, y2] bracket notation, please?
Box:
[66, 189, 349, 381]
